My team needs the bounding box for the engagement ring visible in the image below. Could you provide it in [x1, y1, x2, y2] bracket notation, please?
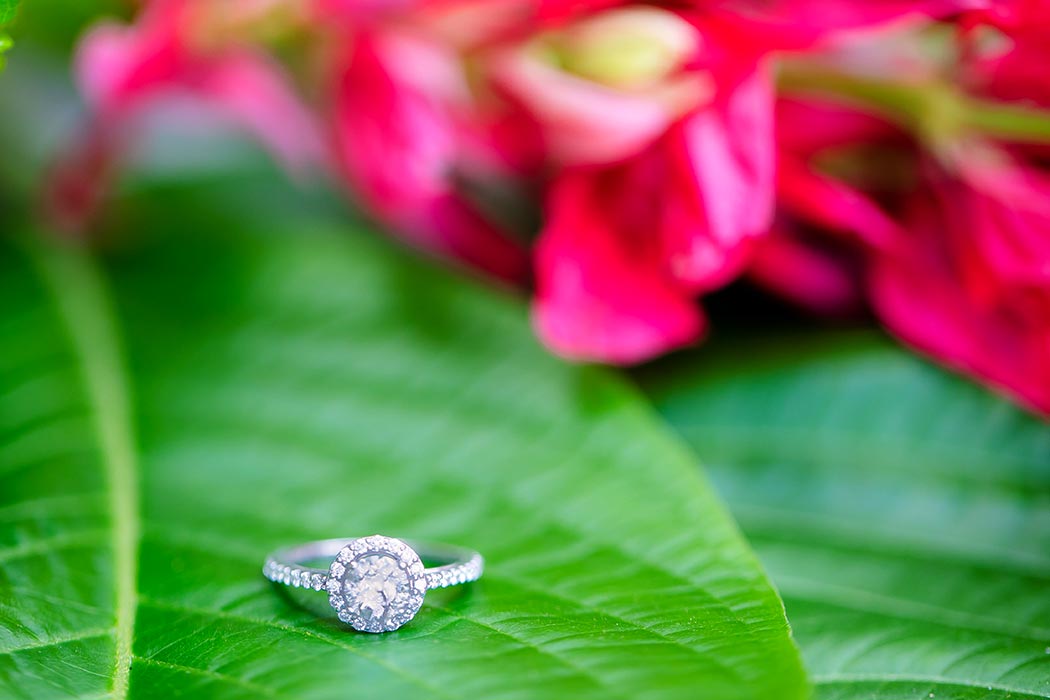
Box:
[263, 535, 483, 633]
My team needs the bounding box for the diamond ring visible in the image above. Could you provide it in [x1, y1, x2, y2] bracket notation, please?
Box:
[263, 535, 483, 633]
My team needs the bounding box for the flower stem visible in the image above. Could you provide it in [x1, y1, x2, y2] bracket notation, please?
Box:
[777, 62, 1050, 146]
[964, 100, 1050, 143]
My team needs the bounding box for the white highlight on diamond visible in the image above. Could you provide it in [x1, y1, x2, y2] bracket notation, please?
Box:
[348, 554, 407, 622]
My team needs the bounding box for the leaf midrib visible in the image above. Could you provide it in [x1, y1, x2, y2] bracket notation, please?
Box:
[29, 240, 140, 700]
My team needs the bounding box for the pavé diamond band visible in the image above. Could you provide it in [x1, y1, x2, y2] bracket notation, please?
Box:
[263, 535, 483, 633]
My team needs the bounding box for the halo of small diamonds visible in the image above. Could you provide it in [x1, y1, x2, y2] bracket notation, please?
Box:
[326, 535, 427, 633]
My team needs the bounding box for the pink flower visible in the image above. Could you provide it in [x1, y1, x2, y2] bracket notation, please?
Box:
[53, 0, 322, 232]
[509, 3, 946, 363]
[871, 151, 1050, 413]
[758, 3, 1050, 414]
[763, 84, 1050, 414]
[68, 0, 1050, 416]
[75, 0, 321, 173]
[488, 6, 712, 167]
[327, 27, 533, 280]
[533, 68, 774, 362]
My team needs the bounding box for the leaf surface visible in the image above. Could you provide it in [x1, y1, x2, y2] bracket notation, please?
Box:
[0, 0, 17, 69]
[0, 188, 808, 699]
[0, 0, 16, 24]
[642, 332, 1050, 700]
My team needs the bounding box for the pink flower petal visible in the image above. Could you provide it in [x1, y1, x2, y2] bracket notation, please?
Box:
[777, 154, 903, 249]
[533, 170, 705, 364]
[954, 155, 1050, 286]
[704, 0, 987, 50]
[666, 67, 775, 287]
[776, 97, 902, 157]
[750, 228, 865, 315]
[197, 51, 324, 174]
[871, 179, 1050, 415]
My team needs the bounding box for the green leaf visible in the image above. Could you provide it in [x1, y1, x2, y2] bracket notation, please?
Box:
[0, 0, 18, 25]
[642, 332, 1050, 700]
[0, 0, 17, 70]
[0, 190, 808, 698]
[3, 0, 127, 50]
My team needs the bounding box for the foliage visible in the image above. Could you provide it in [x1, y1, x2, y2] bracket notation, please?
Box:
[0, 0, 17, 25]
[643, 332, 1050, 700]
[0, 0, 18, 69]
[5, 0, 124, 53]
[0, 182, 808, 699]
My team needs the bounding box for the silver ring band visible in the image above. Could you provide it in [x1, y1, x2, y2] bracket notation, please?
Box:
[263, 534, 482, 632]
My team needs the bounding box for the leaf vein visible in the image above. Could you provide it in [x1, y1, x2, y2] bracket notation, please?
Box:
[30, 242, 141, 700]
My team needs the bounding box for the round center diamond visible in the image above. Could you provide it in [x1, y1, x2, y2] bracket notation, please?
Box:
[327, 536, 427, 633]
[347, 554, 406, 621]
